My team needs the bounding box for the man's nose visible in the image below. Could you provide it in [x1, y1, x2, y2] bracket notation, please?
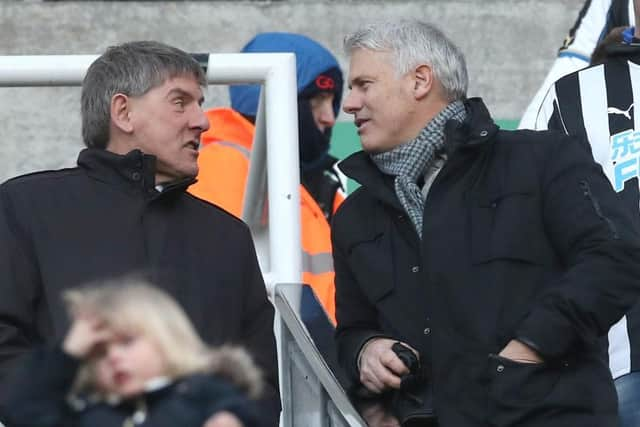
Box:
[192, 106, 210, 132]
[343, 91, 360, 115]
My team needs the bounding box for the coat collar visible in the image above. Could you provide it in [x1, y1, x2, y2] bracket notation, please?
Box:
[340, 151, 402, 210]
[77, 148, 195, 198]
[443, 97, 498, 155]
[339, 97, 498, 206]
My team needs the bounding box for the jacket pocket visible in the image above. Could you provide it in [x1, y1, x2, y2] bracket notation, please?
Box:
[487, 353, 562, 426]
[471, 191, 549, 265]
[487, 354, 618, 427]
[488, 354, 560, 403]
[347, 232, 394, 302]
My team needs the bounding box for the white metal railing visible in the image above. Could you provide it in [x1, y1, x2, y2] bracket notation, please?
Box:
[275, 283, 366, 427]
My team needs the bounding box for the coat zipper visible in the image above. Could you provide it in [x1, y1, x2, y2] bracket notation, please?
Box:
[579, 180, 619, 239]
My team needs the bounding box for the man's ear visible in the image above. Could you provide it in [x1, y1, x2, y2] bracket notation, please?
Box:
[110, 93, 133, 133]
[413, 64, 434, 100]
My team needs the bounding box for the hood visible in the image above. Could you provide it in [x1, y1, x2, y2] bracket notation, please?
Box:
[229, 32, 343, 116]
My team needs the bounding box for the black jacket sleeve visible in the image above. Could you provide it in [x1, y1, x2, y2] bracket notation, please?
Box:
[332, 218, 392, 384]
[2, 345, 80, 427]
[515, 133, 640, 359]
[0, 185, 42, 404]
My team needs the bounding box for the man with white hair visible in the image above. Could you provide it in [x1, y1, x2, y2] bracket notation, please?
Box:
[333, 19, 640, 426]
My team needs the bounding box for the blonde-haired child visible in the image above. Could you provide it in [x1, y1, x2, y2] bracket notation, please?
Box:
[4, 280, 263, 427]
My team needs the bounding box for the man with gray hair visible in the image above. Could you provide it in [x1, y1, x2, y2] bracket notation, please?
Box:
[333, 19, 640, 426]
[0, 41, 280, 425]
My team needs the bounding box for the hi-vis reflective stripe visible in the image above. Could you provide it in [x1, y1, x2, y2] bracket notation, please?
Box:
[302, 251, 334, 275]
[216, 140, 250, 159]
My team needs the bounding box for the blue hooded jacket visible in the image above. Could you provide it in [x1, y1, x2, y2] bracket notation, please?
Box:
[229, 32, 343, 117]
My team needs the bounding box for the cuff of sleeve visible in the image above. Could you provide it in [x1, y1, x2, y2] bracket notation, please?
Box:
[514, 336, 545, 359]
[515, 310, 577, 360]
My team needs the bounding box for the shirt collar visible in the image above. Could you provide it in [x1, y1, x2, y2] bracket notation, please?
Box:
[77, 148, 195, 197]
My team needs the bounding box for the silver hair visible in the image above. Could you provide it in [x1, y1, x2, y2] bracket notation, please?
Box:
[81, 41, 207, 149]
[344, 19, 468, 101]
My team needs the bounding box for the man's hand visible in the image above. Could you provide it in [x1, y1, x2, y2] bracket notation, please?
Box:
[498, 339, 543, 364]
[358, 338, 418, 393]
[62, 314, 112, 359]
[203, 411, 244, 427]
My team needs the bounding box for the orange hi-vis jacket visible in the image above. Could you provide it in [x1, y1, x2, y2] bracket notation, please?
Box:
[189, 108, 343, 323]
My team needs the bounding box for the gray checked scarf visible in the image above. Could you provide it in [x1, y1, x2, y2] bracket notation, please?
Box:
[370, 100, 467, 239]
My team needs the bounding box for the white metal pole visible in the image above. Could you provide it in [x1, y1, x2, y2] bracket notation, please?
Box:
[262, 53, 302, 286]
[242, 90, 267, 228]
[0, 55, 97, 86]
[206, 52, 302, 286]
[0, 53, 289, 86]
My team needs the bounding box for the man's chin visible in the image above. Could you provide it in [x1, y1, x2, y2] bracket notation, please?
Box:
[361, 143, 384, 154]
[155, 167, 198, 185]
[177, 162, 199, 180]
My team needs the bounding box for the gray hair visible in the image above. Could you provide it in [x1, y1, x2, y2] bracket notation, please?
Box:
[81, 41, 207, 149]
[344, 19, 468, 101]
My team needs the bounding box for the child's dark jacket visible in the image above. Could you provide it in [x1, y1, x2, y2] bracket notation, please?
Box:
[3, 346, 259, 427]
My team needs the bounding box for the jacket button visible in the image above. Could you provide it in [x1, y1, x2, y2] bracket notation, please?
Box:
[132, 172, 141, 181]
[480, 130, 488, 137]
[411, 266, 420, 273]
[496, 364, 504, 373]
[423, 327, 431, 335]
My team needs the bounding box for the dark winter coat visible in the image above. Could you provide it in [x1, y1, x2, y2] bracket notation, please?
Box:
[332, 98, 640, 427]
[3, 346, 259, 427]
[0, 148, 279, 425]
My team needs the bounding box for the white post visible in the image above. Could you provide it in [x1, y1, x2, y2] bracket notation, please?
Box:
[263, 54, 302, 286]
[205, 52, 302, 287]
[242, 91, 267, 228]
[0, 55, 97, 85]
